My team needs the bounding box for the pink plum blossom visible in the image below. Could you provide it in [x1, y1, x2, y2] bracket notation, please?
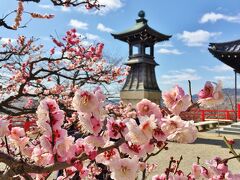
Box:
[161, 116, 197, 143]
[217, 163, 228, 174]
[198, 81, 224, 108]
[109, 156, 139, 180]
[0, 119, 10, 137]
[225, 172, 240, 180]
[162, 85, 191, 115]
[53, 128, 68, 141]
[84, 135, 105, 148]
[167, 121, 198, 144]
[79, 167, 89, 179]
[9, 127, 31, 152]
[53, 136, 75, 162]
[39, 135, 52, 153]
[107, 118, 127, 139]
[36, 98, 64, 135]
[125, 119, 150, 145]
[10, 127, 25, 140]
[120, 142, 146, 158]
[87, 150, 98, 160]
[139, 114, 157, 139]
[72, 90, 99, 113]
[11, 136, 30, 151]
[125, 115, 158, 145]
[136, 99, 162, 119]
[198, 81, 214, 99]
[161, 116, 185, 136]
[95, 142, 119, 165]
[191, 163, 201, 179]
[153, 128, 167, 142]
[152, 174, 163, 180]
[78, 113, 102, 135]
[57, 166, 78, 179]
[74, 138, 85, 156]
[31, 146, 53, 166]
[94, 86, 106, 102]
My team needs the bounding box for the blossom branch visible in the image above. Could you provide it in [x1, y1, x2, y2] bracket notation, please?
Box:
[174, 155, 183, 174]
[0, 138, 125, 178]
[223, 136, 240, 162]
[143, 142, 168, 162]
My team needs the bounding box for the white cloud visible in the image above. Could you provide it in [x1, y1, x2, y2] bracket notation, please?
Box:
[61, 6, 71, 12]
[178, 30, 221, 47]
[76, 33, 101, 46]
[184, 68, 197, 73]
[38, 4, 55, 10]
[214, 76, 234, 81]
[200, 12, 240, 24]
[202, 64, 232, 72]
[157, 48, 183, 55]
[155, 41, 173, 48]
[85, 33, 100, 41]
[77, 0, 123, 15]
[81, 40, 92, 47]
[69, 19, 88, 30]
[0, 38, 16, 44]
[77, 32, 100, 41]
[160, 69, 201, 85]
[97, 23, 114, 33]
[98, 0, 123, 14]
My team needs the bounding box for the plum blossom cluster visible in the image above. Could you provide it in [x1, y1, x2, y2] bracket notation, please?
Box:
[11, 1, 54, 30]
[30, 13, 55, 19]
[0, 29, 129, 116]
[189, 157, 240, 179]
[0, 31, 232, 180]
[198, 81, 224, 108]
[162, 85, 191, 115]
[0, 85, 199, 179]
[1, 0, 101, 30]
[153, 156, 240, 180]
[12, 0, 24, 29]
[0, 79, 239, 180]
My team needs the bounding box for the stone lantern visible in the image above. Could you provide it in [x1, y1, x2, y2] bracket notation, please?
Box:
[111, 10, 171, 105]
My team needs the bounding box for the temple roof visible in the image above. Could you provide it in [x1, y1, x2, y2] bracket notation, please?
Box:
[209, 39, 240, 53]
[209, 39, 240, 73]
[111, 10, 171, 43]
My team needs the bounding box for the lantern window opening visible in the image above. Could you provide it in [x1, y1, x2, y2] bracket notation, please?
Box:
[132, 44, 141, 56]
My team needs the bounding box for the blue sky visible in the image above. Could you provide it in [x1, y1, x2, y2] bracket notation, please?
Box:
[1, 0, 240, 94]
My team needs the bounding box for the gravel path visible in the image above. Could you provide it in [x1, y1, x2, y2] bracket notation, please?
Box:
[147, 132, 240, 179]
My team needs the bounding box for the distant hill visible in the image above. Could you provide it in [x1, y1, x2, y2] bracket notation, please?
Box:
[222, 88, 240, 96]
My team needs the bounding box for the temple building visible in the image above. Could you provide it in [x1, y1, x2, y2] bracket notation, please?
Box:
[209, 40, 240, 73]
[111, 10, 171, 105]
[209, 40, 240, 122]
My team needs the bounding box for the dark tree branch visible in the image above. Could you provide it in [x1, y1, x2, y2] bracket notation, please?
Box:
[0, 138, 125, 178]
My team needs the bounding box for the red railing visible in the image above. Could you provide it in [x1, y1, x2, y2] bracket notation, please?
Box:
[8, 104, 240, 129]
[180, 104, 240, 122]
[181, 109, 237, 122]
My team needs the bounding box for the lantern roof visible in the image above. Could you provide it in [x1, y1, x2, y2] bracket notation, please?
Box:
[111, 10, 171, 43]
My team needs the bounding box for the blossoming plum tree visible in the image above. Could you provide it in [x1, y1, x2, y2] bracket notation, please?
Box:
[1, 43, 239, 179]
[0, 0, 102, 30]
[0, 1, 240, 180]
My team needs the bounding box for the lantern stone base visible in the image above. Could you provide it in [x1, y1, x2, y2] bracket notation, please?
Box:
[120, 90, 162, 106]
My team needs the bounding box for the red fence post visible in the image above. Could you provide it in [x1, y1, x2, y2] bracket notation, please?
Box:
[201, 110, 205, 121]
[238, 104, 240, 121]
[225, 111, 230, 120]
